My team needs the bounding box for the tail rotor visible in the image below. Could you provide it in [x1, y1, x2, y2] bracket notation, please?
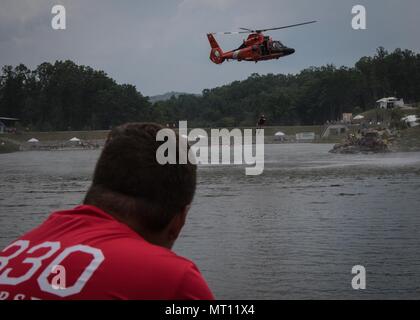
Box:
[207, 34, 224, 64]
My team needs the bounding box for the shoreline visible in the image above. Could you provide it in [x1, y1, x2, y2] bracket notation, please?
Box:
[1, 125, 419, 154]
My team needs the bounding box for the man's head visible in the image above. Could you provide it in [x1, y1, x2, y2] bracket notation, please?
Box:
[84, 123, 197, 249]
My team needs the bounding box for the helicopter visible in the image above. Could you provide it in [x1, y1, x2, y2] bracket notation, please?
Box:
[207, 20, 317, 64]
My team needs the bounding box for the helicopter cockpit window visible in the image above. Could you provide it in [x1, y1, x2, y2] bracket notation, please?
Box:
[271, 41, 285, 50]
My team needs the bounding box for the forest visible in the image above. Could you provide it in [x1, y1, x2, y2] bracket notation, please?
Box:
[1, 47, 419, 130]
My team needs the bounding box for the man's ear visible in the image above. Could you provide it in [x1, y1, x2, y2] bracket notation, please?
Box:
[168, 205, 190, 241]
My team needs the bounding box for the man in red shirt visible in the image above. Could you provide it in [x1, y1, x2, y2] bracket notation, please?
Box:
[0, 123, 214, 300]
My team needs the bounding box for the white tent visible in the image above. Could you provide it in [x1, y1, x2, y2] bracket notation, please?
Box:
[274, 131, 286, 141]
[69, 137, 81, 142]
[27, 138, 39, 143]
[353, 115, 365, 120]
[401, 115, 417, 122]
[401, 115, 419, 127]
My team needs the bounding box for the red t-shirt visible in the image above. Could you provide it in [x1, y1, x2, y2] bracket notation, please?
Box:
[0, 205, 214, 300]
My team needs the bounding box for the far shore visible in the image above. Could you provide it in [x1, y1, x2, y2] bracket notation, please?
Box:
[1, 125, 420, 154]
[1, 125, 327, 141]
[0, 125, 331, 151]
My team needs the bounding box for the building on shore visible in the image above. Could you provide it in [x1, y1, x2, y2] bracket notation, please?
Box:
[321, 124, 349, 138]
[296, 132, 316, 142]
[401, 115, 419, 128]
[376, 97, 404, 109]
[0, 117, 20, 134]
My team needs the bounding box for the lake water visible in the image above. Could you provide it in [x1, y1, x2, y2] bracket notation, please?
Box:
[1, 144, 420, 299]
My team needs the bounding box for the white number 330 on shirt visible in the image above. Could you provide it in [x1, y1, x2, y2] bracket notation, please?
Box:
[0, 240, 104, 297]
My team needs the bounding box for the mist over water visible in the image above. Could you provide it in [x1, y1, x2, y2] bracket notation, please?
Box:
[1, 144, 420, 299]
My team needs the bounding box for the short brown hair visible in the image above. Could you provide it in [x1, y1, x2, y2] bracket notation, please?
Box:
[84, 123, 197, 231]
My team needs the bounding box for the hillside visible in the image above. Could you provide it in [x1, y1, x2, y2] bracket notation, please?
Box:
[1, 47, 420, 130]
[149, 91, 200, 103]
[152, 47, 420, 127]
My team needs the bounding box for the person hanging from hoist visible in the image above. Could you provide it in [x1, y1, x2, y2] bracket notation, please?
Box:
[257, 114, 267, 129]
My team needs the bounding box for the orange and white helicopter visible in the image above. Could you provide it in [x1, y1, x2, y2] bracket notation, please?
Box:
[207, 20, 316, 64]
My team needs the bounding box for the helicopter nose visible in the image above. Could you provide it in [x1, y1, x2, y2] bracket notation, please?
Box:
[285, 47, 295, 55]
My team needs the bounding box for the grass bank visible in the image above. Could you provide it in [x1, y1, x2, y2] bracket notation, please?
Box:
[2, 124, 418, 152]
[0, 138, 20, 154]
[2, 130, 110, 143]
[392, 126, 420, 152]
[3, 126, 324, 142]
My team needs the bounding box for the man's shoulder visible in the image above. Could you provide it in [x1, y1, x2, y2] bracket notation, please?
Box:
[102, 236, 193, 270]
[94, 237, 213, 299]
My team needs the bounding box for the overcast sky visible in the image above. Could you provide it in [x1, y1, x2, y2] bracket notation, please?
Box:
[0, 0, 419, 96]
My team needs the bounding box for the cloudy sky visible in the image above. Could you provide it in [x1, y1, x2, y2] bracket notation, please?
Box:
[0, 0, 419, 96]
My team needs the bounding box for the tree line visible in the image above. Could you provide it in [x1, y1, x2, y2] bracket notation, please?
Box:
[0, 60, 151, 131]
[1, 47, 419, 131]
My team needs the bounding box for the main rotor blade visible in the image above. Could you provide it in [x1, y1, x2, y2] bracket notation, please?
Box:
[256, 20, 317, 33]
[209, 21, 317, 36]
[210, 31, 250, 35]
